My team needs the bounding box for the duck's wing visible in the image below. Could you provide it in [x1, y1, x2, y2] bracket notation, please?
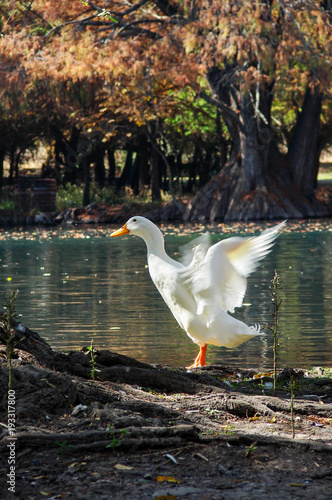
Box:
[179, 233, 211, 267]
[180, 221, 286, 316]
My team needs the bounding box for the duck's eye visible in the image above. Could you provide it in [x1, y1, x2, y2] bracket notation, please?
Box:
[132, 218, 137, 222]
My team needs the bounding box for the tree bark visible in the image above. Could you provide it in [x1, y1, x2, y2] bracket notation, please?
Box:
[288, 86, 322, 198]
[216, 109, 228, 169]
[239, 91, 272, 190]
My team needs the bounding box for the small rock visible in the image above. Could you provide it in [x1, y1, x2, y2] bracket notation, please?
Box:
[72, 404, 88, 416]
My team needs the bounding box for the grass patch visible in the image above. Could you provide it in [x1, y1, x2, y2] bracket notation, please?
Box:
[56, 183, 172, 211]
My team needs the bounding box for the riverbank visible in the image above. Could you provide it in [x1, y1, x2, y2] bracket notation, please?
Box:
[1, 324, 331, 499]
[1, 181, 332, 228]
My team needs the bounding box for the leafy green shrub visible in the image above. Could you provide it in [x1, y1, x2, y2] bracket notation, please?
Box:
[0, 189, 15, 214]
[56, 184, 86, 210]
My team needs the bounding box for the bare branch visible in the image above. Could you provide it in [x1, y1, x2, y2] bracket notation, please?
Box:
[43, 15, 99, 39]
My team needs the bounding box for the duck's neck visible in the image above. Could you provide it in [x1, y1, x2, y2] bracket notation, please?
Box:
[140, 225, 170, 262]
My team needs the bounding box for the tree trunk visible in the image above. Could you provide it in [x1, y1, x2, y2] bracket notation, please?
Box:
[0, 150, 5, 187]
[187, 68, 275, 220]
[150, 140, 161, 201]
[107, 148, 116, 185]
[14, 149, 21, 179]
[239, 91, 271, 190]
[216, 109, 227, 169]
[64, 126, 80, 184]
[118, 149, 136, 188]
[150, 124, 161, 201]
[82, 156, 90, 206]
[93, 145, 105, 186]
[9, 145, 15, 185]
[186, 71, 328, 221]
[137, 133, 150, 195]
[288, 86, 322, 198]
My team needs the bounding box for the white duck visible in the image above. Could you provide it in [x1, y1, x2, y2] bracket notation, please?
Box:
[111, 217, 286, 368]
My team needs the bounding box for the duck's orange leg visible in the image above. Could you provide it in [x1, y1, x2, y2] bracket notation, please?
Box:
[186, 344, 207, 369]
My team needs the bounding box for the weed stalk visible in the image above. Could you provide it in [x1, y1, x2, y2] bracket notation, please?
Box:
[267, 271, 282, 397]
[87, 339, 100, 381]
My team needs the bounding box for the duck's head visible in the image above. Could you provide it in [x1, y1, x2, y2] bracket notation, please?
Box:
[111, 216, 157, 239]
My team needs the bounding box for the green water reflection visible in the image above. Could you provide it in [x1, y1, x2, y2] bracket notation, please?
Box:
[0, 221, 331, 369]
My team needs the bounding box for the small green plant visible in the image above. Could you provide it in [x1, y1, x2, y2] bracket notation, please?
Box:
[106, 426, 128, 451]
[0, 290, 19, 393]
[267, 271, 282, 397]
[55, 440, 75, 454]
[85, 340, 100, 381]
[245, 441, 258, 458]
[218, 424, 234, 436]
[258, 377, 266, 395]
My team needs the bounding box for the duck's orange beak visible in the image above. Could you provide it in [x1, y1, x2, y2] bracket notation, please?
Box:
[111, 223, 130, 237]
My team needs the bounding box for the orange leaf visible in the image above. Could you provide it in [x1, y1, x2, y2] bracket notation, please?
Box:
[155, 476, 181, 483]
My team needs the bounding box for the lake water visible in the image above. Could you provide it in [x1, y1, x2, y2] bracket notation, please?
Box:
[0, 220, 331, 370]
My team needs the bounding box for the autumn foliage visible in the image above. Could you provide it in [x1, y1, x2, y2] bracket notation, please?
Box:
[0, 1, 331, 218]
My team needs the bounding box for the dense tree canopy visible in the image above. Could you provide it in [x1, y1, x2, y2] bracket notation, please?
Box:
[0, 1, 331, 218]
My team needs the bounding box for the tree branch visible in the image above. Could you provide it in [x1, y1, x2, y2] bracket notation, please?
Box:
[152, 0, 179, 16]
[198, 91, 240, 126]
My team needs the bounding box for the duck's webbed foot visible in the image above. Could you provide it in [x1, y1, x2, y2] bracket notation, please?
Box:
[186, 344, 207, 369]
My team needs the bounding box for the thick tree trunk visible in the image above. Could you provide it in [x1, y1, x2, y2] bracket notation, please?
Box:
[288, 86, 322, 198]
[187, 69, 275, 220]
[186, 63, 331, 221]
[186, 76, 328, 221]
[207, 67, 273, 190]
[240, 91, 271, 190]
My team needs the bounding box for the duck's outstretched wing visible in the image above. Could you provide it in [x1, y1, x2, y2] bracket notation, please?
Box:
[179, 233, 211, 267]
[180, 221, 286, 316]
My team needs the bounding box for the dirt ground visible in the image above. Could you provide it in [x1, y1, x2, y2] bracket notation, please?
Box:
[0, 324, 331, 500]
